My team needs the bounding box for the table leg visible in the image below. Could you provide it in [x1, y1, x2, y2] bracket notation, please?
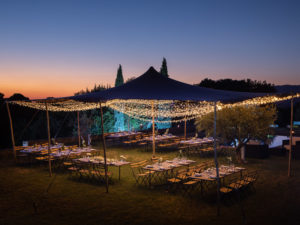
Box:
[119, 166, 121, 181]
[149, 171, 152, 188]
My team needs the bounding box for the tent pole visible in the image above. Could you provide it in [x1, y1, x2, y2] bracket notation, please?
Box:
[184, 101, 189, 140]
[184, 116, 187, 140]
[213, 102, 220, 216]
[100, 102, 109, 193]
[6, 102, 17, 163]
[45, 102, 52, 177]
[128, 115, 130, 131]
[77, 111, 81, 147]
[151, 100, 155, 158]
[288, 96, 294, 177]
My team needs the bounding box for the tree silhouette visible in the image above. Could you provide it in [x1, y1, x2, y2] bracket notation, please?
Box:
[114, 64, 125, 131]
[160, 57, 169, 77]
[8, 93, 30, 101]
[115, 64, 124, 87]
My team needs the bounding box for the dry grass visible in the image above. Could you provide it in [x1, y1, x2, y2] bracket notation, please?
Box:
[0, 145, 299, 225]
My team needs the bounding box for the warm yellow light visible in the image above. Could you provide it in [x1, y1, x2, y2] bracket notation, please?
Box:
[8, 93, 300, 123]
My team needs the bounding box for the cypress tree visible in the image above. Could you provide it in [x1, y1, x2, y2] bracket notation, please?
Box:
[115, 64, 124, 87]
[160, 57, 169, 77]
[114, 64, 125, 131]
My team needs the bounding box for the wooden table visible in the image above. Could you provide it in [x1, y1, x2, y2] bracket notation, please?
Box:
[190, 165, 245, 196]
[75, 157, 130, 180]
[143, 158, 196, 187]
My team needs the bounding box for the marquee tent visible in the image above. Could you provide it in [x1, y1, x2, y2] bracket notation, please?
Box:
[7, 67, 299, 202]
[69, 67, 263, 102]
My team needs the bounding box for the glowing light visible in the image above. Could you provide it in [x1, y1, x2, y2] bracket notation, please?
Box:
[9, 100, 103, 112]
[8, 93, 300, 123]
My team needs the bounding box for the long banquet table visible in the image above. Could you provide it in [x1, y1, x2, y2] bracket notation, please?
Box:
[20, 144, 64, 154]
[143, 158, 196, 187]
[190, 165, 245, 180]
[106, 131, 142, 139]
[142, 134, 177, 142]
[190, 165, 245, 196]
[20, 145, 97, 158]
[180, 137, 213, 146]
[74, 156, 130, 180]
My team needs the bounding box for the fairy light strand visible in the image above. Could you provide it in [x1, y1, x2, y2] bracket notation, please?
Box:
[8, 93, 300, 123]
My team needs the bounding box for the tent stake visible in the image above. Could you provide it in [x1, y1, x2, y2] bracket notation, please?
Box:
[77, 111, 81, 147]
[6, 102, 17, 163]
[100, 102, 109, 193]
[288, 96, 294, 177]
[45, 102, 52, 177]
[213, 102, 221, 215]
[151, 100, 156, 158]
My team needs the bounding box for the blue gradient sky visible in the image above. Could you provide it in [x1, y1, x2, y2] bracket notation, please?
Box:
[0, 0, 299, 99]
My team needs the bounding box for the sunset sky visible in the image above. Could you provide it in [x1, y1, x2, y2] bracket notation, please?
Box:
[1, 0, 299, 99]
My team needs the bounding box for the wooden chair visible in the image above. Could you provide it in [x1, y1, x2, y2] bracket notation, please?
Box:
[137, 141, 148, 151]
[167, 177, 182, 193]
[227, 177, 243, 191]
[67, 164, 79, 179]
[237, 170, 259, 192]
[130, 160, 149, 186]
[204, 160, 215, 169]
[167, 170, 183, 193]
[176, 168, 189, 181]
[91, 164, 113, 183]
[15, 146, 31, 164]
[220, 186, 234, 204]
[194, 163, 206, 173]
[182, 179, 200, 197]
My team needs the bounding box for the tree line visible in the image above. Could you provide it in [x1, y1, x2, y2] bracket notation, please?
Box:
[197, 78, 276, 93]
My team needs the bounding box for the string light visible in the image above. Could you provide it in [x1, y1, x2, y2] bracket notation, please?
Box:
[219, 93, 300, 109]
[9, 100, 104, 112]
[8, 93, 300, 123]
[106, 100, 215, 122]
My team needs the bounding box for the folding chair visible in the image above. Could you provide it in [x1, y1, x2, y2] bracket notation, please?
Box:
[220, 186, 234, 204]
[130, 160, 149, 186]
[237, 170, 259, 192]
[167, 170, 182, 193]
[182, 179, 200, 197]
[92, 164, 113, 184]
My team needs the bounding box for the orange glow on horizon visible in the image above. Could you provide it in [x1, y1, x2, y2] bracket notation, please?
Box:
[0, 64, 114, 99]
[1, 63, 298, 100]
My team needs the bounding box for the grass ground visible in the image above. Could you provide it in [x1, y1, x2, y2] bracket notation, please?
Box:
[0, 144, 300, 225]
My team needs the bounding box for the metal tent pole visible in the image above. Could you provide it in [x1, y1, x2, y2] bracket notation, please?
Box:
[45, 102, 52, 177]
[213, 102, 221, 215]
[151, 100, 156, 158]
[184, 116, 187, 140]
[288, 96, 294, 177]
[100, 102, 109, 193]
[6, 102, 17, 163]
[77, 111, 81, 147]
